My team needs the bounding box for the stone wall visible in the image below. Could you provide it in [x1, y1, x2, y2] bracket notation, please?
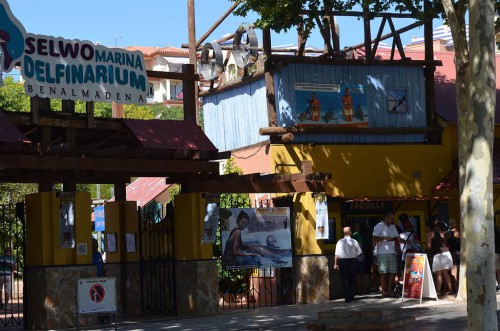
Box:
[294, 255, 330, 304]
[175, 260, 219, 315]
[105, 262, 141, 315]
[25, 265, 96, 330]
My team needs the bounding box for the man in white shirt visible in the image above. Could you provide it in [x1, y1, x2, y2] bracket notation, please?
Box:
[372, 212, 400, 297]
[334, 227, 363, 302]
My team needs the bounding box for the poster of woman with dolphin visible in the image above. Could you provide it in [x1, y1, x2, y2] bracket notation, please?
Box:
[220, 207, 292, 270]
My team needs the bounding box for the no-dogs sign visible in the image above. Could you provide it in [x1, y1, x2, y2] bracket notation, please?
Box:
[78, 277, 116, 314]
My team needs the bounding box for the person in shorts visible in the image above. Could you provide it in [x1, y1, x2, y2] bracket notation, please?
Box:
[372, 212, 400, 297]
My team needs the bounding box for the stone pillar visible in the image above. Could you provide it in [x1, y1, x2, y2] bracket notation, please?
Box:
[25, 192, 94, 329]
[173, 193, 218, 315]
[104, 201, 140, 315]
[294, 255, 330, 304]
[175, 260, 219, 315]
[25, 266, 96, 330]
[292, 193, 331, 303]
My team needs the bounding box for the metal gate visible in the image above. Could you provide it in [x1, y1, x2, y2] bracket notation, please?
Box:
[0, 202, 25, 328]
[138, 203, 176, 314]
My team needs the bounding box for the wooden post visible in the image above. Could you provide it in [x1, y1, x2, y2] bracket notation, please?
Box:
[86, 101, 95, 128]
[363, 4, 372, 60]
[182, 64, 197, 123]
[62, 99, 75, 114]
[187, 0, 199, 125]
[114, 182, 127, 202]
[112, 101, 124, 118]
[424, 0, 436, 129]
[263, 29, 277, 127]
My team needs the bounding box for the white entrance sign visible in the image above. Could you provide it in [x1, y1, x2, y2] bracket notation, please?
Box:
[77, 277, 117, 314]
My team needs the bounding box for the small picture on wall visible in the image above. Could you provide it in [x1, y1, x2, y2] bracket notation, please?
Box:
[387, 88, 408, 113]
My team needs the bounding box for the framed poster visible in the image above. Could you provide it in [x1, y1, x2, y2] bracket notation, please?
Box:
[59, 194, 75, 249]
[388, 88, 408, 113]
[106, 233, 117, 253]
[126, 233, 136, 253]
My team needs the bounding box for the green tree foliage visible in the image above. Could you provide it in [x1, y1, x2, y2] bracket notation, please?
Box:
[0, 77, 30, 112]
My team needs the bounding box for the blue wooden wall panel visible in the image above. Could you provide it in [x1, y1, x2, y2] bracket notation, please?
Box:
[203, 79, 268, 151]
[204, 63, 429, 150]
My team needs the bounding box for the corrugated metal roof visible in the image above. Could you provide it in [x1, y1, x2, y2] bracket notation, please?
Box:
[122, 119, 218, 152]
[108, 177, 170, 207]
[0, 110, 30, 143]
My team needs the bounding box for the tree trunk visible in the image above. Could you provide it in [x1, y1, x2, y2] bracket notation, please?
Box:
[441, 0, 469, 303]
[464, 0, 497, 329]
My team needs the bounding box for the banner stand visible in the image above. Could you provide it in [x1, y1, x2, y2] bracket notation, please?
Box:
[76, 277, 118, 331]
[401, 253, 438, 304]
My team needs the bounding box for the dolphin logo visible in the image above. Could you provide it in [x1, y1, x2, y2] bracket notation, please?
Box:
[0, 0, 26, 72]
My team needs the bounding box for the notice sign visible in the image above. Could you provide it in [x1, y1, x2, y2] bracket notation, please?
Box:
[402, 253, 437, 303]
[77, 277, 117, 314]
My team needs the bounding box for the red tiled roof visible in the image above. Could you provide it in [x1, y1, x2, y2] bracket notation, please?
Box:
[108, 177, 170, 207]
[374, 49, 500, 124]
[124, 46, 189, 58]
[122, 119, 218, 152]
[0, 110, 30, 143]
[434, 138, 500, 191]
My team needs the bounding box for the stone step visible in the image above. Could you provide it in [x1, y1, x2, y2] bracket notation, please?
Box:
[307, 315, 416, 330]
[307, 308, 415, 331]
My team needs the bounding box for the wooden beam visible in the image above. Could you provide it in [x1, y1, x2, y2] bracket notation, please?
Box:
[259, 125, 443, 136]
[424, 0, 436, 128]
[146, 70, 199, 81]
[195, 3, 238, 48]
[341, 20, 424, 54]
[5, 112, 123, 130]
[0, 154, 220, 174]
[183, 179, 327, 193]
[267, 54, 441, 67]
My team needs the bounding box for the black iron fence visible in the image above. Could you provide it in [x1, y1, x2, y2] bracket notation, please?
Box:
[138, 203, 176, 314]
[0, 202, 25, 328]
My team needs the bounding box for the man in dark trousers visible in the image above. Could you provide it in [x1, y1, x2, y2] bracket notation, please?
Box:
[334, 227, 363, 302]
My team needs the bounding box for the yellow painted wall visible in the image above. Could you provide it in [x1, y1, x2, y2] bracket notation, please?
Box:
[173, 193, 213, 260]
[293, 193, 322, 255]
[272, 141, 453, 198]
[25, 191, 92, 266]
[104, 201, 139, 263]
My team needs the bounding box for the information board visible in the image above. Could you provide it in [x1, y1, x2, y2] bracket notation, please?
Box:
[77, 277, 117, 314]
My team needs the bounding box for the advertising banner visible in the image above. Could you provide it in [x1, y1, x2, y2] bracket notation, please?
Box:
[201, 195, 219, 244]
[93, 205, 105, 232]
[294, 83, 368, 127]
[315, 193, 329, 240]
[221, 208, 292, 270]
[59, 194, 75, 249]
[0, 0, 147, 104]
[402, 253, 438, 303]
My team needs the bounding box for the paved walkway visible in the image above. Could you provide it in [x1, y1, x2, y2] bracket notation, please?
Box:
[4, 293, 497, 330]
[84, 293, 489, 331]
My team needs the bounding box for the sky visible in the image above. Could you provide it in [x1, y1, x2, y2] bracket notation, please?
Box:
[8, 0, 434, 50]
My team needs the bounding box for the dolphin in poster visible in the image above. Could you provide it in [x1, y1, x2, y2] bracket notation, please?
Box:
[0, 0, 26, 72]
